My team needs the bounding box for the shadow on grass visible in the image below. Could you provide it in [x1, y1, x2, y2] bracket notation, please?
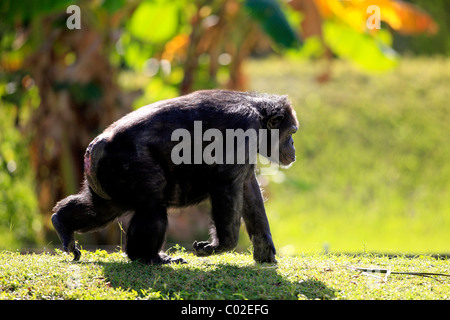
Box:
[98, 260, 336, 300]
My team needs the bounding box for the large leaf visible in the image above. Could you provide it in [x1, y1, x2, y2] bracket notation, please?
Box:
[381, 0, 438, 35]
[314, 0, 438, 35]
[245, 0, 301, 49]
[323, 20, 398, 71]
[127, 0, 179, 43]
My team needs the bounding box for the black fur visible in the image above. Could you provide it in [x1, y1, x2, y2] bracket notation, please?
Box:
[52, 90, 298, 264]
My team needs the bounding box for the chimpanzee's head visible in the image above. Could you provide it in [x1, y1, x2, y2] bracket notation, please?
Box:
[261, 95, 299, 167]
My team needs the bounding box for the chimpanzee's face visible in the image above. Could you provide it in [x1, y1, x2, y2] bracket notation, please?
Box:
[265, 105, 298, 167]
[279, 124, 297, 166]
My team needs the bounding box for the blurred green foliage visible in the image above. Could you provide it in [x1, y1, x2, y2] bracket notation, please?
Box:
[0, 103, 42, 249]
[321, 20, 398, 71]
[245, 0, 300, 49]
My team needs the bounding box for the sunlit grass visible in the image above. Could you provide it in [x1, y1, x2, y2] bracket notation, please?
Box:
[1, 249, 449, 300]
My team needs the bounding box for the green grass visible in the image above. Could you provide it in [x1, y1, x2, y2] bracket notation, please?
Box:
[245, 56, 450, 255]
[1, 249, 449, 300]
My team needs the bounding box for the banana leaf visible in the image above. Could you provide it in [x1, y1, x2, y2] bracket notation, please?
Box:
[245, 0, 301, 49]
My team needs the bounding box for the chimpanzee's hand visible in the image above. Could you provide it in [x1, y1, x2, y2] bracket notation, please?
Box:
[252, 234, 277, 264]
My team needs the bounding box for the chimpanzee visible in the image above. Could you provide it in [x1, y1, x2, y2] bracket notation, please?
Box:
[52, 90, 298, 264]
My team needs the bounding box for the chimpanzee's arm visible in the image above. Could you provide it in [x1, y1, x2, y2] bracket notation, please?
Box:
[193, 177, 243, 256]
[242, 173, 277, 263]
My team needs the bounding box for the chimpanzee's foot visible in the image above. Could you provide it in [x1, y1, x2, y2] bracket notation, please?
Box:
[130, 252, 187, 265]
[193, 239, 238, 257]
[51, 213, 81, 261]
[157, 253, 187, 265]
[192, 240, 217, 256]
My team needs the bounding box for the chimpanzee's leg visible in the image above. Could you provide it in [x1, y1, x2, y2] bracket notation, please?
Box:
[242, 173, 276, 263]
[126, 203, 185, 264]
[101, 152, 187, 265]
[193, 182, 243, 256]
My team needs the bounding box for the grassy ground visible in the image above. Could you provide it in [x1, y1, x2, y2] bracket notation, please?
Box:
[0, 249, 449, 300]
[245, 57, 450, 255]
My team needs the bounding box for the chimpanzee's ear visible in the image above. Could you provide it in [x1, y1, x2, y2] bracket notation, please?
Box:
[267, 114, 284, 130]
